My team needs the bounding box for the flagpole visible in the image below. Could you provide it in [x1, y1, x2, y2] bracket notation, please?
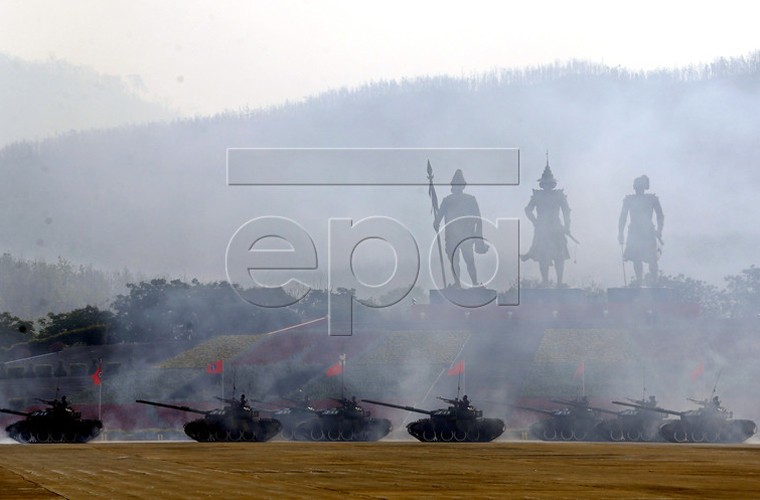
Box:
[98, 379, 102, 421]
[339, 353, 346, 400]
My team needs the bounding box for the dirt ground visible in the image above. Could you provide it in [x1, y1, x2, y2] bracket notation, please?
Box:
[1, 441, 759, 499]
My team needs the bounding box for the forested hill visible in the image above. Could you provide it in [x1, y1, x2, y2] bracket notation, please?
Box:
[0, 53, 174, 148]
[2, 54, 760, 287]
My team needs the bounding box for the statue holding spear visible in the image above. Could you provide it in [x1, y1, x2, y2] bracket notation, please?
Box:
[429, 163, 488, 288]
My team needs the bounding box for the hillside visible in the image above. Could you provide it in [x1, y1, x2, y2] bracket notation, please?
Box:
[1, 55, 759, 288]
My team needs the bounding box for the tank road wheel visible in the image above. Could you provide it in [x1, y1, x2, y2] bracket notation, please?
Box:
[470, 430, 480, 442]
[609, 428, 624, 442]
[311, 428, 325, 441]
[243, 431, 255, 441]
[196, 430, 210, 442]
[691, 431, 705, 443]
[626, 430, 642, 442]
[440, 430, 454, 442]
[422, 429, 436, 442]
[214, 430, 227, 441]
[280, 428, 293, 440]
[705, 430, 720, 443]
[339, 429, 354, 441]
[327, 429, 341, 441]
[454, 430, 467, 442]
[542, 427, 557, 441]
[573, 429, 589, 441]
[674, 429, 689, 443]
[560, 428, 574, 441]
[231, 430, 244, 442]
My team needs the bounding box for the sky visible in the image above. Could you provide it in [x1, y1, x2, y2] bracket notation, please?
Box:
[1, 0, 758, 116]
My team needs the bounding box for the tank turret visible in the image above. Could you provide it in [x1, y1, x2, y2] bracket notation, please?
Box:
[363, 395, 504, 442]
[136, 396, 281, 442]
[2, 396, 103, 444]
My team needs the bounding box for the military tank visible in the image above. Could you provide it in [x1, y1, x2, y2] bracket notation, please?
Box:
[292, 396, 392, 442]
[511, 397, 606, 441]
[594, 395, 668, 442]
[1, 396, 103, 444]
[136, 395, 282, 442]
[363, 395, 505, 442]
[615, 395, 756, 443]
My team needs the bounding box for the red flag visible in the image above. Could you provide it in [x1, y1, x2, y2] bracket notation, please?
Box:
[574, 360, 585, 378]
[206, 359, 224, 374]
[91, 364, 102, 386]
[690, 362, 705, 382]
[447, 360, 465, 376]
[326, 361, 343, 377]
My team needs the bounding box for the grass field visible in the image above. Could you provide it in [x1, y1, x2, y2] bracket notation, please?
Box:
[1, 441, 759, 498]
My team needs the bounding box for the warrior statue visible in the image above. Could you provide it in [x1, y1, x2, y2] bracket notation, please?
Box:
[433, 169, 488, 288]
[522, 159, 572, 287]
[618, 175, 664, 286]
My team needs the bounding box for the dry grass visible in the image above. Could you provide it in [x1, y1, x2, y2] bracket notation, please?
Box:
[1, 441, 760, 498]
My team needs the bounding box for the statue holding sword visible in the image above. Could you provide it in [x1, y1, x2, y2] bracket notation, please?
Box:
[522, 158, 575, 287]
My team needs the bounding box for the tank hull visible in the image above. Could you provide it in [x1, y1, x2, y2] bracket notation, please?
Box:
[529, 416, 601, 441]
[659, 419, 756, 443]
[183, 417, 282, 442]
[293, 417, 392, 442]
[595, 416, 665, 442]
[5, 418, 102, 444]
[406, 417, 505, 442]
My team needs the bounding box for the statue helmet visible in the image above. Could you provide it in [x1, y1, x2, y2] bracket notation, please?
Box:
[450, 169, 466, 187]
[633, 175, 650, 191]
[538, 165, 557, 187]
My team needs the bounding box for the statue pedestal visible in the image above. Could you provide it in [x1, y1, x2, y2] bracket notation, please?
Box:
[519, 287, 586, 305]
[429, 287, 498, 308]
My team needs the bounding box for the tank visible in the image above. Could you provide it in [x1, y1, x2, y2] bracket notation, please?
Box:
[595, 395, 668, 442]
[292, 396, 392, 442]
[363, 395, 505, 442]
[136, 395, 281, 442]
[512, 396, 606, 441]
[2, 396, 103, 444]
[617, 395, 756, 443]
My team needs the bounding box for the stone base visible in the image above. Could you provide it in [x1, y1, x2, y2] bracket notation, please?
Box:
[607, 287, 682, 303]
[429, 287, 498, 308]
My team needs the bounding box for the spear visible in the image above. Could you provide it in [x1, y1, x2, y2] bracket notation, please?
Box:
[427, 160, 447, 288]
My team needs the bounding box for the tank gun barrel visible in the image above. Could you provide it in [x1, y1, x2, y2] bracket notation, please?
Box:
[687, 398, 712, 407]
[362, 399, 433, 415]
[506, 404, 556, 416]
[0, 407, 32, 417]
[136, 399, 209, 415]
[612, 400, 682, 416]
